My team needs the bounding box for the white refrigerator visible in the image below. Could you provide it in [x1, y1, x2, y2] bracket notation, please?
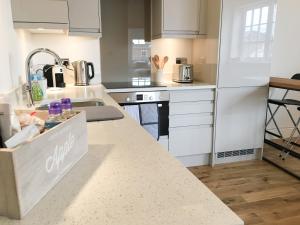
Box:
[214, 0, 277, 155]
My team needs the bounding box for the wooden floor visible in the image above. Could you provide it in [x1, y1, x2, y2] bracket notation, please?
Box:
[189, 160, 300, 225]
[264, 139, 300, 177]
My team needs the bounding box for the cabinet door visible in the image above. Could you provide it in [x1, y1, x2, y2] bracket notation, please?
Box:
[151, 0, 163, 38]
[169, 126, 213, 157]
[214, 87, 268, 153]
[218, 0, 274, 87]
[68, 0, 101, 34]
[163, 0, 200, 32]
[11, 0, 68, 25]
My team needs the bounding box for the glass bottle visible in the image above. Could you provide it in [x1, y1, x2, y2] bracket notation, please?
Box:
[61, 98, 75, 119]
[45, 102, 63, 129]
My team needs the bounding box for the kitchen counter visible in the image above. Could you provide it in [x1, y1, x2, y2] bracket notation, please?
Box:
[0, 85, 243, 225]
[269, 76, 300, 91]
[105, 81, 216, 93]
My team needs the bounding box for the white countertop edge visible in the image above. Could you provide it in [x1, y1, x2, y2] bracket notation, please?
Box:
[103, 83, 216, 93]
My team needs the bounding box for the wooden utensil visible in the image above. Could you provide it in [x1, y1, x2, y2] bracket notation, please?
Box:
[161, 56, 169, 69]
[152, 57, 159, 70]
[153, 55, 160, 70]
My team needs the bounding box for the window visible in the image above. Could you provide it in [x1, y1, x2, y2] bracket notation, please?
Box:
[240, 1, 277, 61]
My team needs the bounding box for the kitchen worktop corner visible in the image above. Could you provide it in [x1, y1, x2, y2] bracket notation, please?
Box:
[0, 84, 243, 225]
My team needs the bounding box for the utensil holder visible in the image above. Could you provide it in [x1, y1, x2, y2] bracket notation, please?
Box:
[152, 69, 164, 83]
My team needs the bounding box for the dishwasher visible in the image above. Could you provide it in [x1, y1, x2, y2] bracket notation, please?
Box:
[109, 91, 169, 150]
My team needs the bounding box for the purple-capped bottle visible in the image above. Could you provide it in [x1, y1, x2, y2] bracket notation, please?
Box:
[45, 102, 62, 129]
[48, 102, 62, 119]
[61, 98, 75, 119]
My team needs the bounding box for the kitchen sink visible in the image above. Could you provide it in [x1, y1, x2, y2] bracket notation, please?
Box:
[36, 99, 124, 122]
[36, 99, 105, 110]
[70, 100, 105, 108]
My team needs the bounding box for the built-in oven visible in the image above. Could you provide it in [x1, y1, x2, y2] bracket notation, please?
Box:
[108, 91, 169, 149]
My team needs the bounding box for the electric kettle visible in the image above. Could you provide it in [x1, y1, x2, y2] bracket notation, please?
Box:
[72, 60, 95, 86]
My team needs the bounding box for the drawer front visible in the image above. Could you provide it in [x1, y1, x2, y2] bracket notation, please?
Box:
[170, 101, 214, 115]
[170, 89, 215, 103]
[169, 126, 213, 156]
[169, 113, 213, 127]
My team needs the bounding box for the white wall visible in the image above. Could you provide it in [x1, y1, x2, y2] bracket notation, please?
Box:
[0, 0, 31, 93]
[151, 39, 193, 81]
[0, 0, 101, 94]
[271, 0, 300, 76]
[150, 36, 219, 84]
[29, 34, 101, 85]
[192, 38, 219, 84]
[268, 0, 300, 137]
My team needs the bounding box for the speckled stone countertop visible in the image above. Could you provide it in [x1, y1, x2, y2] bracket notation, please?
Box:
[0, 85, 243, 225]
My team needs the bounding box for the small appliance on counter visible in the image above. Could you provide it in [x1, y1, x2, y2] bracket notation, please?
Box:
[172, 57, 193, 83]
[72, 60, 95, 86]
[43, 64, 66, 88]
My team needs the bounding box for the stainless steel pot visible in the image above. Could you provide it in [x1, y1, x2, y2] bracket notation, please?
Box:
[72, 60, 95, 86]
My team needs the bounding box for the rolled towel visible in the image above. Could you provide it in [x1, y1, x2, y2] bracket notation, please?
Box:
[124, 105, 140, 124]
[143, 124, 159, 140]
[140, 103, 159, 124]
[140, 104, 160, 140]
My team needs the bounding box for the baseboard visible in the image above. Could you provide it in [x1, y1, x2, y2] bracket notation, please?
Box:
[177, 154, 210, 167]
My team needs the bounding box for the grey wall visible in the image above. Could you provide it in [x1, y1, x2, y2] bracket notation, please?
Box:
[100, 0, 129, 83]
[100, 0, 148, 83]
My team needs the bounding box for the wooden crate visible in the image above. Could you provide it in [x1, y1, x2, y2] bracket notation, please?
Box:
[0, 111, 88, 219]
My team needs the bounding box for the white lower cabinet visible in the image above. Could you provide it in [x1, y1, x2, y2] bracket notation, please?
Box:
[168, 89, 215, 167]
[214, 87, 268, 153]
[169, 126, 213, 157]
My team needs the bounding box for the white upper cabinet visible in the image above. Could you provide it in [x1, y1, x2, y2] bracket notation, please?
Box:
[68, 0, 102, 37]
[11, 0, 69, 29]
[11, 0, 102, 37]
[218, 0, 277, 87]
[151, 0, 207, 39]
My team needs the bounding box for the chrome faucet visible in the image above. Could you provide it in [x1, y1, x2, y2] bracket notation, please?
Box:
[24, 48, 62, 107]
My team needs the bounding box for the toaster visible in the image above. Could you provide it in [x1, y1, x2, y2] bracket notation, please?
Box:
[172, 64, 193, 83]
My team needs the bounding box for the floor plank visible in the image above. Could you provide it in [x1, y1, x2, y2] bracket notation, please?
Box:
[188, 160, 300, 225]
[264, 143, 300, 176]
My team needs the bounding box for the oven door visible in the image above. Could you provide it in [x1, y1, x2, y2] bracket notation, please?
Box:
[157, 102, 169, 136]
[157, 102, 169, 150]
[120, 101, 169, 149]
